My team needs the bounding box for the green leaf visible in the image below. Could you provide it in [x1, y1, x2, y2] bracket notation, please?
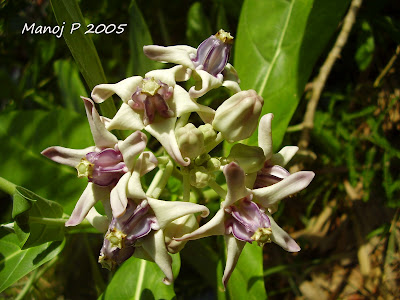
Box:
[12, 186, 64, 249]
[235, 0, 350, 149]
[355, 20, 375, 71]
[50, 0, 116, 117]
[0, 229, 64, 293]
[186, 2, 213, 47]
[227, 243, 267, 299]
[100, 254, 180, 300]
[53, 59, 87, 114]
[127, 1, 162, 77]
[0, 108, 92, 215]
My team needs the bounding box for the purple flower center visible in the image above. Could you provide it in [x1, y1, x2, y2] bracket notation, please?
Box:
[128, 77, 174, 126]
[76, 148, 127, 186]
[99, 199, 159, 270]
[192, 30, 233, 76]
[225, 196, 272, 246]
[253, 162, 290, 189]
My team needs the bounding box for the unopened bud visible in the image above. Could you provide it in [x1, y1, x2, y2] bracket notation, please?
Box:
[164, 215, 199, 254]
[198, 124, 217, 145]
[176, 123, 205, 159]
[207, 158, 221, 171]
[195, 153, 211, 166]
[227, 144, 265, 173]
[189, 166, 214, 188]
[212, 90, 263, 142]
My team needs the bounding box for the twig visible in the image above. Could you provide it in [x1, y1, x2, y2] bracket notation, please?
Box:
[373, 45, 400, 87]
[298, 0, 363, 150]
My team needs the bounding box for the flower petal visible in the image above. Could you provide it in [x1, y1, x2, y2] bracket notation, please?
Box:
[270, 146, 299, 167]
[82, 97, 118, 148]
[188, 70, 223, 98]
[145, 65, 191, 87]
[147, 197, 209, 229]
[118, 131, 147, 170]
[66, 183, 110, 227]
[258, 113, 274, 159]
[252, 171, 315, 207]
[126, 170, 147, 199]
[176, 209, 226, 241]
[110, 172, 131, 217]
[222, 235, 246, 290]
[91, 76, 143, 103]
[268, 214, 300, 252]
[139, 230, 174, 285]
[223, 162, 251, 208]
[85, 206, 109, 233]
[143, 45, 196, 69]
[135, 151, 158, 176]
[172, 85, 215, 124]
[145, 118, 190, 166]
[41, 146, 95, 167]
[106, 103, 144, 131]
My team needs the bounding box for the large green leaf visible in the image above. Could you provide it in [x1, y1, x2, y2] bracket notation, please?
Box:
[0, 229, 64, 293]
[100, 254, 180, 300]
[227, 243, 267, 299]
[235, 0, 350, 148]
[0, 109, 92, 214]
[53, 59, 87, 114]
[50, 0, 116, 117]
[127, 1, 162, 77]
[12, 186, 64, 249]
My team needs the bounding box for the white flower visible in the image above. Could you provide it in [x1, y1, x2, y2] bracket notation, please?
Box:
[91, 66, 215, 166]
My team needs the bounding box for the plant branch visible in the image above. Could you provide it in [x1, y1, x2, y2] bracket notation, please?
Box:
[0, 177, 17, 195]
[298, 0, 363, 150]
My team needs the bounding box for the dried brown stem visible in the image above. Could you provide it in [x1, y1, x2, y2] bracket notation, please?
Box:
[298, 0, 363, 150]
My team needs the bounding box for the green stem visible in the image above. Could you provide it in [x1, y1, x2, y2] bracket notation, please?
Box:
[208, 180, 227, 199]
[146, 160, 174, 199]
[0, 177, 17, 195]
[204, 133, 224, 154]
[15, 268, 39, 300]
[182, 168, 192, 203]
[175, 112, 191, 130]
[29, 216, 93, 230]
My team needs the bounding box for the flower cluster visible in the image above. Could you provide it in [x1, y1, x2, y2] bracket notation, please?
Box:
[42, 29, 314, 287]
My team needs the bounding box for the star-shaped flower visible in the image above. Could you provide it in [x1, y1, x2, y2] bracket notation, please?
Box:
[176, 162, 314, 288]
[41, 97, 148, 226]
[99, 178, 210, 284]
[143, 29, 241, 98]
[91, 66, 215, 166]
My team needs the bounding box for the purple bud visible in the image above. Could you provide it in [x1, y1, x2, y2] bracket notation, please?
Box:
[129, 77, 174, 126]
[192, 29, 233, 76]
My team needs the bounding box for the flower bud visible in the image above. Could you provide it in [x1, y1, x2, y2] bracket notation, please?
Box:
[190, 166, 214, 188]
[195, 153, 211, 166]
[164, 214, 199, 254]
[227, 144, 265, 173]
[207, 158, 221, 171]
[212, 90, 263, 142]
[176, 123, 205, 159]
[192, 29, 234, 76]
[198, 124, 217, 145]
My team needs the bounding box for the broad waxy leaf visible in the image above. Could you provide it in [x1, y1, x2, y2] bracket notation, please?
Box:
[127, 0, 162, 77]
[0, 229, 64, 293]
[0, 109, 93, 214]
[53, 59, 87, 114]
[227, 243, 267, 299]
[50, 0, 116, 117]
[12, 186, 64, 249]
[235, 0, 350, 149]
[100, 254, 180, 300]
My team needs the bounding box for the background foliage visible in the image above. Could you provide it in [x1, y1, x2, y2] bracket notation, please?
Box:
[0, 0, 399, 298]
